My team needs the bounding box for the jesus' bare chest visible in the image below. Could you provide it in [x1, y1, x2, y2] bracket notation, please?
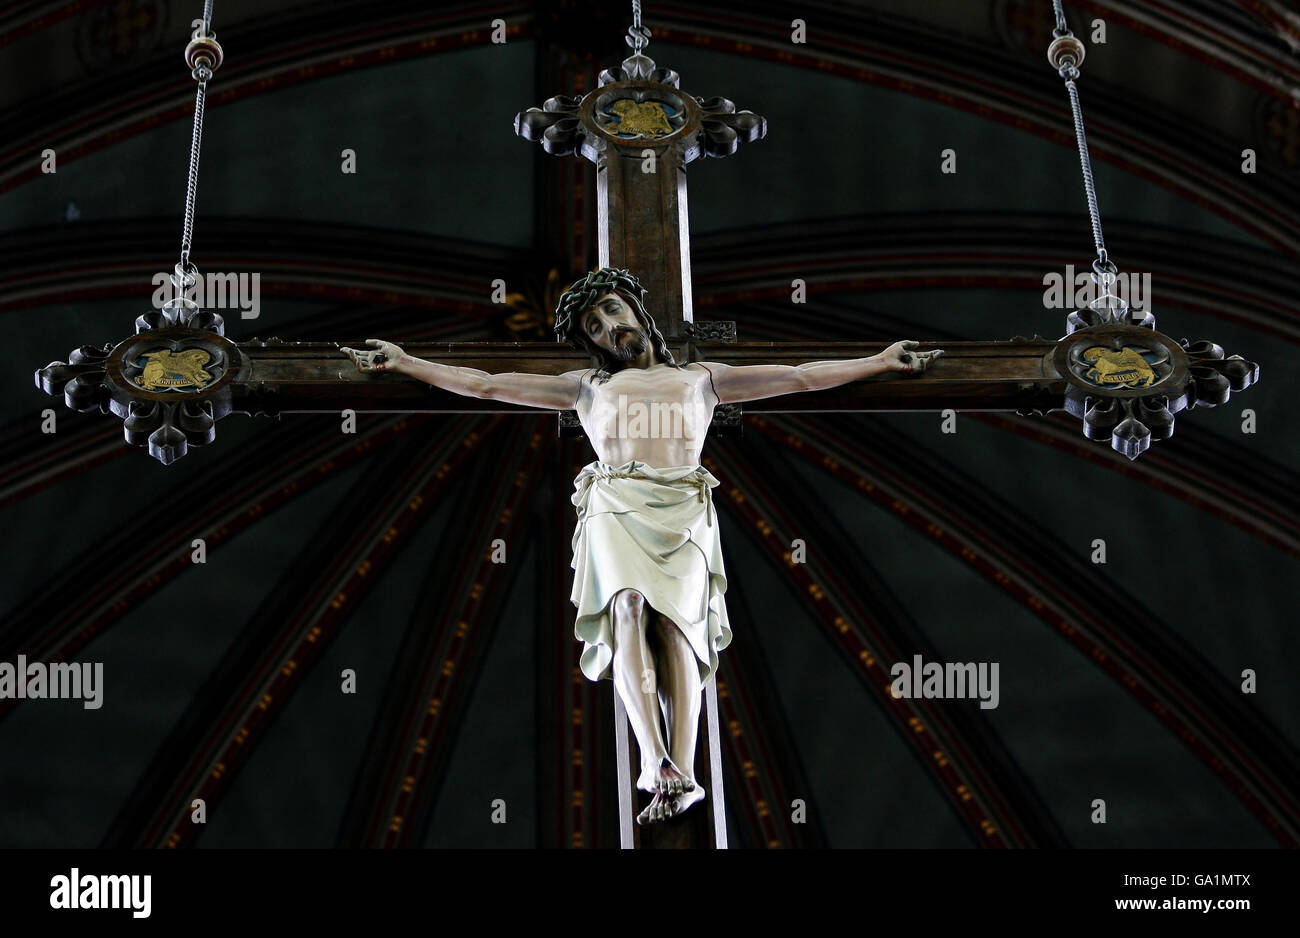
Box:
[576, 363, 717, 468]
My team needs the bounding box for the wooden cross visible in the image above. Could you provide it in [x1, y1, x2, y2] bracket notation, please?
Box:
[33, 40, 1260, 850]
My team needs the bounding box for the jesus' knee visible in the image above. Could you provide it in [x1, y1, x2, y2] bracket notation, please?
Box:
[612, 588, 646, 625]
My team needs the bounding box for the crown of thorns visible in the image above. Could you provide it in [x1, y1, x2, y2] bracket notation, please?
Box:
[553, 267, 649, 344]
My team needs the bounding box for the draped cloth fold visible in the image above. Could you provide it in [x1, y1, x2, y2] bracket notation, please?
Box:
[569, 459, 732, 686]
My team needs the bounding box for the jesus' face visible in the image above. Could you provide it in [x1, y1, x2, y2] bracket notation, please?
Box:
[580, 292, 649, 362]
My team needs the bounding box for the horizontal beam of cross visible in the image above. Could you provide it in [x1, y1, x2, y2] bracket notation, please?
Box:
[39, 323, 1256, 463]
[236, 337, 1061, 415]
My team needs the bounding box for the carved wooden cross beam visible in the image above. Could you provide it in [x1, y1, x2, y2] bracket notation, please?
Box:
[34, 329, 1258, 452]
[33, 48, 1259, 465]
[33, 41, 1260, 850]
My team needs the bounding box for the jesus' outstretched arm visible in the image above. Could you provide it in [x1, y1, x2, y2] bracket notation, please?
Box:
[339, 338, 586, 410]
[702, 340, 943, 404]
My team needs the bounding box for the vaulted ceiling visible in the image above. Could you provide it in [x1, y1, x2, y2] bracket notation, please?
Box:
[0, 0, 1296, 848]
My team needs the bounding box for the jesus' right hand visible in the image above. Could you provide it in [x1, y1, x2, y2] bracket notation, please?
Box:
[341, 339, 405, 373]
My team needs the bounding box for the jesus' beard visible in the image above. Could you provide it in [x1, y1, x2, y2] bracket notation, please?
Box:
[609, 327, 648, 362]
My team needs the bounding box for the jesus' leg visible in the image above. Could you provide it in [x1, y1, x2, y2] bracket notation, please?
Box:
[609, 589, 688, 805]
[654, 614, 706, 817]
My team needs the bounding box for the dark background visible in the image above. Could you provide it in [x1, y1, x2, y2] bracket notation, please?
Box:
[0, 0, 1296, 848]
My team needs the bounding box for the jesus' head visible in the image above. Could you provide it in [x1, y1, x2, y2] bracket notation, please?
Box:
[554, 267, 679, 381]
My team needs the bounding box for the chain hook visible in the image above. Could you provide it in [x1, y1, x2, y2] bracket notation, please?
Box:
[625, 0, 651, 54]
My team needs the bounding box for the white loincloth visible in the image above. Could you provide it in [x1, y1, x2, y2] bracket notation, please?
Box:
[569, 459, 731, 687]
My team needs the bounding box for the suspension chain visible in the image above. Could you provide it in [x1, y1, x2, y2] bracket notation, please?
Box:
[177, 0, 222, 288]
[1046, 1, 1116, 284]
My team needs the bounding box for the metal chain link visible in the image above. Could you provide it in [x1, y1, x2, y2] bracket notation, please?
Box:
[179, 0, 216, 275]
[626, 0, 651, 54]
[1051, 1, 1115, 279]
[1052, 0, 1069, 37]
[1064, 79, 1112, 275]
[179, 81, 206, 274]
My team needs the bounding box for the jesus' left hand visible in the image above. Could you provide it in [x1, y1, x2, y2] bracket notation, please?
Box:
[880, 340, 944, 375]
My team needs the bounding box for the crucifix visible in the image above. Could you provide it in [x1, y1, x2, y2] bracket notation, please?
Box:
[33, 3, 1259, 849]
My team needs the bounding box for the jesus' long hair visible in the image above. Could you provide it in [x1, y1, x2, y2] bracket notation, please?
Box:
[553, 267, 682, 384]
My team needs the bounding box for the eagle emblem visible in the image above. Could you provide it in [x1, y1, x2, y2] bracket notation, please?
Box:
[135, 348, 216, 390]
[1080, 346, 1157, 388]
[607, 100, 673, 138]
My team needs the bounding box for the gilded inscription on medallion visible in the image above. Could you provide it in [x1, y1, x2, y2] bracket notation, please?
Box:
[605, 99, 673, 138]
[133, 348, 217, 390]
[1079, 346, 1158, 389]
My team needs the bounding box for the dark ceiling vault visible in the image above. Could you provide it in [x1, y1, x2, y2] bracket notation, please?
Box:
[0, 0, 1295, 848]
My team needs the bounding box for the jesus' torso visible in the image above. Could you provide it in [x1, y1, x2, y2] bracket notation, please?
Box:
[576, 362, 717, 469]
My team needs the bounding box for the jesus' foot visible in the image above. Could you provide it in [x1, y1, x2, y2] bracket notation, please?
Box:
[670, 785, 706, 817]
[636, 786, 707, 825]
[637, 791, 673, 825]
[655, 756, 695, 795]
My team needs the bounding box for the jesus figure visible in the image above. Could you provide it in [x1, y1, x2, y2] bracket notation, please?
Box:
[342, 267, 943, 824]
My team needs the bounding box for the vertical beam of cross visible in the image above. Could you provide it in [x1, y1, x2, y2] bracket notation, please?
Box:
[515, 35, 765, 848]
[515, 45, 764, 340]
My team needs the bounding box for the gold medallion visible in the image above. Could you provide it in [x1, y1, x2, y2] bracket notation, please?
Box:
[607, 100, 673, 138]
[135, 348, 216, 390]
[1079, 346, 1157, 388]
